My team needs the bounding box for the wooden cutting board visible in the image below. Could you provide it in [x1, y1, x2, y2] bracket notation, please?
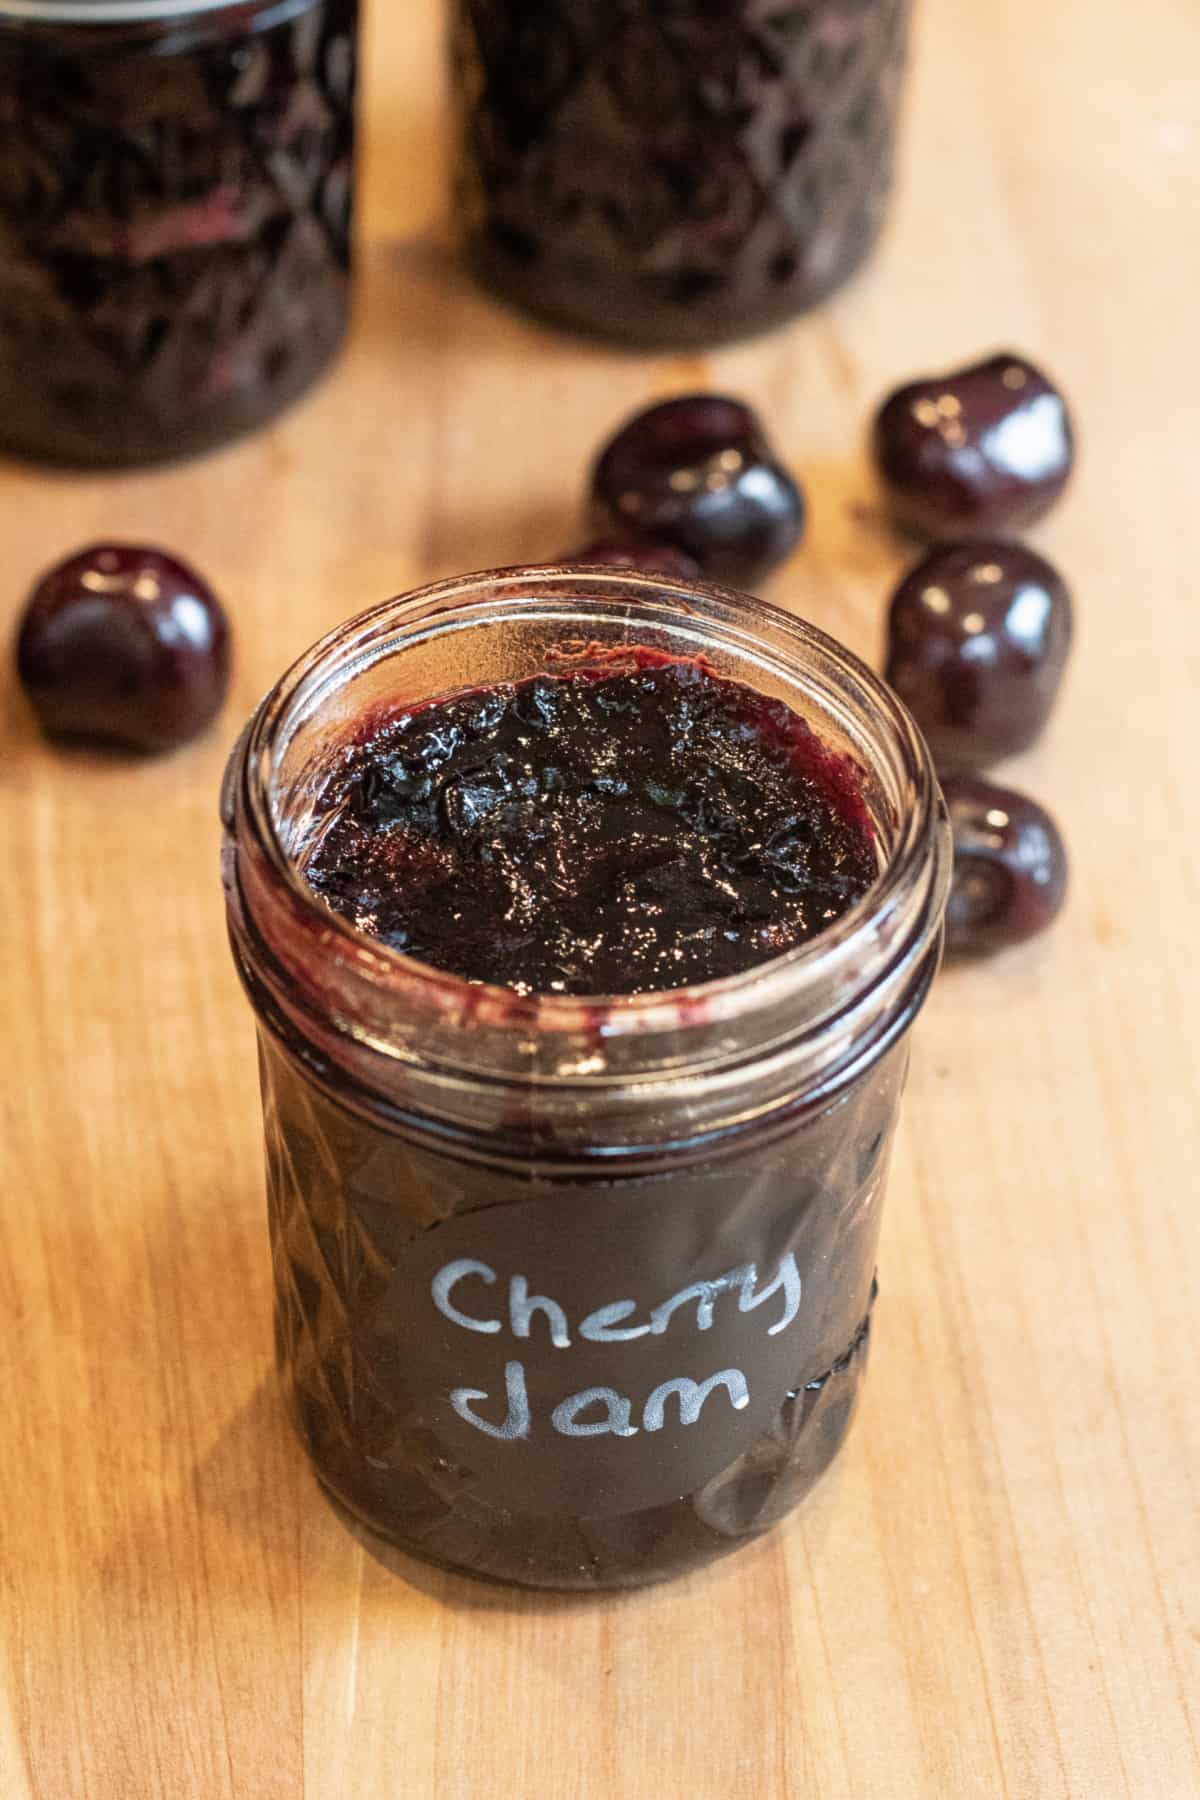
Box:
[3, 0, 1197, 1793]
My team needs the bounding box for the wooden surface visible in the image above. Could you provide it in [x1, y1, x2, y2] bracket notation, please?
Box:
[3, 1, 1198, 1794]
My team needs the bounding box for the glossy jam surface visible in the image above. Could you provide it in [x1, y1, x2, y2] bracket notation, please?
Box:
[0, 0, 356, 466]
[451, 0, 910, 347]
[885, 538, 1073, 769]
[873, 353, 1074, 535]
[303, 655, 876, 996]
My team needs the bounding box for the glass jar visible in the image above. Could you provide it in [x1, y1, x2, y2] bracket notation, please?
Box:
[0, 0, 357, 466]
[450, 0, 911, 348]
[221, 568, 949, 1589]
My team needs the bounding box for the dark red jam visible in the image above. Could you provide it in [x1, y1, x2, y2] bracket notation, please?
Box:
[303, 655, 876, 994]
[450, 0, 911, 347]
[0, 0, 356, 467]
[262, 1027, 895, 1588]
[228, 643, 932, 1589]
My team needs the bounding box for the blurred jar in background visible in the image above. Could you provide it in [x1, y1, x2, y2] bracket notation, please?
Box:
[0, 0, 358, 467]
[450, 0, 912, 348]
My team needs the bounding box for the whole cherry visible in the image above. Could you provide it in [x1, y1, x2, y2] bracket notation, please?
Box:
[941, 775, 1068, 955]
[16, 542, 230, 753]
[590, 394, 805, 587]
[559, 537, 702, 580]
[873, 353, 1074, 536]
[885, 539, 1072, 769]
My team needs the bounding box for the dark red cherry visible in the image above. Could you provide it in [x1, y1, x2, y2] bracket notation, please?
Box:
[885, 539, 1072, 769]
[560, 537, 702, 580]
[590, 394, 805, 587]
[941, 775, 1067, 955]
[873, 353, 1074, 535]
[16, 542, 230, 753]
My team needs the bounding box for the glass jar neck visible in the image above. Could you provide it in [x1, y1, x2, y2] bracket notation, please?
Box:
[223, 568, 950, 1155]
[0, 0, 301, 26]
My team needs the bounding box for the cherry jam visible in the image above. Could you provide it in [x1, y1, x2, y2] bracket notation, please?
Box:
[303, 656, 876, 996]
[0, 0, 357, 466]
[451, 0, 912, 346]
[223, 572, 949, 1588]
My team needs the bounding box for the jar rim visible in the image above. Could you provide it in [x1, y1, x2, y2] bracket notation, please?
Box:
[0, 0, 289, 24]
[226, 566, 949, 1099]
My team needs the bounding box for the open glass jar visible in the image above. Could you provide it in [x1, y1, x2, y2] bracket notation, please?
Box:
[450, 0, 912, 347]
[0, 0, 357, 466]
[221, 568, 949, 1589]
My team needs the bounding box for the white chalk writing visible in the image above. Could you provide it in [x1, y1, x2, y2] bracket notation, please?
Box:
[436, 1249, 801, 1445]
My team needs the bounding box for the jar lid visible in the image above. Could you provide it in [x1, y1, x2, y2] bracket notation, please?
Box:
[0, 0, 244, 21]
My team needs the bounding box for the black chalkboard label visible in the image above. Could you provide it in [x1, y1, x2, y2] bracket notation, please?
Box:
[378, 1155, 880, 1518]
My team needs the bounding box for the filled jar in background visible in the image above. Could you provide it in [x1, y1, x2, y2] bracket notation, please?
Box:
[450, 0, 912, 347]
[0, 0, 357, 466]
[221, 569, 949, 1589]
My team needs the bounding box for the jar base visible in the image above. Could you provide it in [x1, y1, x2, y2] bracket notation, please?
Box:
[464, 230, 882, 353]
[0, 311, 349, 471]
[290, 1297, 874, 1592]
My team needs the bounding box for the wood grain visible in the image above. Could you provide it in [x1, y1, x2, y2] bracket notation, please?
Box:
[2, 0, 1198, 1794]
